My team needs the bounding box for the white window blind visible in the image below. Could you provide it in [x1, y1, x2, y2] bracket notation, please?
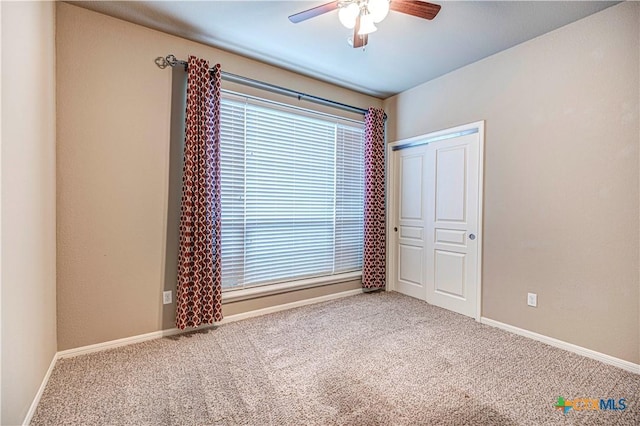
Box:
[219, 95, 365, 290]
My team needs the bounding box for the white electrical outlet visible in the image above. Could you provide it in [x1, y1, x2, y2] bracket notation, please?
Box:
[527, 292, 537, 307]
[163, 290, 172, 305]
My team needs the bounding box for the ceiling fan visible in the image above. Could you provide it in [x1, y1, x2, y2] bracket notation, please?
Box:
[288, 0, 441, 48]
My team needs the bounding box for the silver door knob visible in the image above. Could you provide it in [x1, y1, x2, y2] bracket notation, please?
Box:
[469, 234, 476, 240]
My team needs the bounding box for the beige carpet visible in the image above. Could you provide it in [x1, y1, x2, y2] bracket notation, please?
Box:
[32, 292, 639, 425]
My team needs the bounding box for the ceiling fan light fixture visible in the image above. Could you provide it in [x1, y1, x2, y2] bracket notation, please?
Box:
[338, 3, 359, 29]
[289, 0, 442, 50]
[358, 12, 377, 35]
[368, 0, 390, 23]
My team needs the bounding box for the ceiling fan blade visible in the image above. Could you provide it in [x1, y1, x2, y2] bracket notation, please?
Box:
[352, 15, 368, 49]
[288, 1, 339, 23]
[390, 0, 441, 20]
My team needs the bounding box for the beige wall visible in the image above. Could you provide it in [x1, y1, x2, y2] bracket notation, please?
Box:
[384, 2, 639, 363]
[1, 1, 57, 424]
[56, 3, 381, 351]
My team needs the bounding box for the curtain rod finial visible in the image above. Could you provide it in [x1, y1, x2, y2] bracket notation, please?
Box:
[154, 56, 168, 69]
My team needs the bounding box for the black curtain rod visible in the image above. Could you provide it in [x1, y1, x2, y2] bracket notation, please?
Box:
[155, 54, 370, 117]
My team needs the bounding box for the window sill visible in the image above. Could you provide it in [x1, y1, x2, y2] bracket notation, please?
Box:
[221, 271, 362, 304]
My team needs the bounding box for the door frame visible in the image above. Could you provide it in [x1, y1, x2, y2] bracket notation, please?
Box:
[386, 121, 485, 321]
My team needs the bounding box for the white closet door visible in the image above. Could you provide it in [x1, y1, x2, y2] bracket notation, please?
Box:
[392, 145, 429, 300]
[425, 134, 479, 318]
[390, 126, 482, 320]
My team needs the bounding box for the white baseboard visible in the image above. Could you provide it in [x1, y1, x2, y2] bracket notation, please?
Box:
[23, 352, 57, 425]
[57, 329, 167, 359]
[480, 317, 640, 375]
[220, 287, 363, 324]
[59, 288, 364, 358]
[161, 288, 364, 337]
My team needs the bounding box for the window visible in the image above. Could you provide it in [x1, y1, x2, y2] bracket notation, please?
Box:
[219, 94, 365, 291]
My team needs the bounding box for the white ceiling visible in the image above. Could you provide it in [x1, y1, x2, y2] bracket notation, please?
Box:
[72, 1, 619, 98]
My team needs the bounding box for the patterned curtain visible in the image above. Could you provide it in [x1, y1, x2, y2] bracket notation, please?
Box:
[176, 56, 223, 329]
[362, 107, 386, 289]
